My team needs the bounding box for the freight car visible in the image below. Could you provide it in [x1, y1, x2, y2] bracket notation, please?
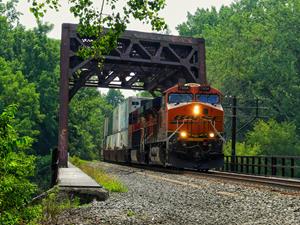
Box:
[103, 83, 224, 170]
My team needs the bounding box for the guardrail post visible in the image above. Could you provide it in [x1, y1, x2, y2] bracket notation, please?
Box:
[258, 157, 261, 175]
[245, 157, 249, 174]
[264, 157, 268, 176]
[230, 156, 235, 172]
[252, 157, 255, 174]
[271, 157, 277, 176]
[282, 158, 285, 177]
[225, 156, 229, 171]
[240, 156, 244, 173]
[235, 156, 239, 172]
[291, 158, 295, 178]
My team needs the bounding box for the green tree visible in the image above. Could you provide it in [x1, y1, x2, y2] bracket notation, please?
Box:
[29, 0, 167, 59]
[0, 0, 21, 24]
[69, 88, 113, 160]
[246, 119, 300, 155]
[177, 0, 300, 136]
[0, 57, 43, 140]
[0, 105, 41, 224]
[0, 16, 14, 60]
[176, 7, 219, 37]
[105, 89, 125, 107]
[0, 15, 60, 155]
[224, 119, 300, 156]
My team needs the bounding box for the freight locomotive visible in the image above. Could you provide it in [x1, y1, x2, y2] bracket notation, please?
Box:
[103, 83, 224, 170]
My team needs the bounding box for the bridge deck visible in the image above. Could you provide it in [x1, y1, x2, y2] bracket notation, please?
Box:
[58, 162, 101, 188]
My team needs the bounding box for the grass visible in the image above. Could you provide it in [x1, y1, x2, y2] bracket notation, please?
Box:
[126, 209, 136, 217]
[70, 156, 128, 193]
[39, 186, 80, 224]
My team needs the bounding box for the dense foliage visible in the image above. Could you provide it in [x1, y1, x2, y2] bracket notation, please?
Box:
[69, 88, 113, 160]
[0, 0, 125, 193]
[0, 105, 41, 224]
[177, 0, 300, 155]
[224, 119, 300, 156]
[29, 0, 167, 59]
[105, 89, 125, 107]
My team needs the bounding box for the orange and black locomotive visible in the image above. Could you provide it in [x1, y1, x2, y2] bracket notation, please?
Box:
[103, 83, 224, 170]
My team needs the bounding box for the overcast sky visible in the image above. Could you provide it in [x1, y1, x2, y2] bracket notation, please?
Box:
[16, 0, 234, 39]
[14, 0, 234, 97]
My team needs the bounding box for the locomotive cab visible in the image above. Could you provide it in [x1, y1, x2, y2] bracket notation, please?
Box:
[163, 83, 224, 169]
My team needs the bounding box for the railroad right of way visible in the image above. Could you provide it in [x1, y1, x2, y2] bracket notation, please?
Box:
[57, 161, 300, 225]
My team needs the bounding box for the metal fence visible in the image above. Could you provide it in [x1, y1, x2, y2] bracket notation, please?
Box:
[221, 156, 300, 178]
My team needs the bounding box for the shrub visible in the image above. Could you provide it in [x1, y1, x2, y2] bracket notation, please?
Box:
[246, 119, 300, 155]
[225, 119, 300, 156]
[0, 105, 41, 224]
[39, 186, 79, 224]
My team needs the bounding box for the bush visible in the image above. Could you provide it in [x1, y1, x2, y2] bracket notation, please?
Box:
[225, 119, 300, 156]
[224, 141, 261, 156]
[39, 186, 79, 225]
[246, 119, 300, 155]
[0, 105, 41, 224]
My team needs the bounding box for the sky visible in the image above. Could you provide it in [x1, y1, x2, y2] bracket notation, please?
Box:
[15, 0, 234, 97]
[16, 0, 234, 39]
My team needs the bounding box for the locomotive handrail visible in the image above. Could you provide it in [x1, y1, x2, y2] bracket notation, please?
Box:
[167, 119, 192, 142]
[208, 120, 226, 143]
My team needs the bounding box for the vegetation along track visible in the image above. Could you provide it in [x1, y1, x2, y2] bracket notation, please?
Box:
[113, 162, 300, 191]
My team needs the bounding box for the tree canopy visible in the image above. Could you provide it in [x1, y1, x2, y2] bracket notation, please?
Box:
[177, 0, 300, 154]
[0, 1, 124, 194]
[105, 89, 125, 107]
[29, 0, 167, 59]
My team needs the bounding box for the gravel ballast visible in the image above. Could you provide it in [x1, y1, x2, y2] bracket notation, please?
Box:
[58, 161, 300, 225]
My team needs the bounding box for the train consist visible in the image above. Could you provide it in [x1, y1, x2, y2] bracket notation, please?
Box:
[103, 83, 224, 170]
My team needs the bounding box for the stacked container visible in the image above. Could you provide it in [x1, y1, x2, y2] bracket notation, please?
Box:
[103, 97, 151, 150]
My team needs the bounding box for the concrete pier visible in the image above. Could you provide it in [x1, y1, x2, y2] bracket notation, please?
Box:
[57, 162, 109, 202]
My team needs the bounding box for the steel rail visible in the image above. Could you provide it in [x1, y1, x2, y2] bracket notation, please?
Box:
[186, 170, 300, 190]
[107, 161, 300, 190]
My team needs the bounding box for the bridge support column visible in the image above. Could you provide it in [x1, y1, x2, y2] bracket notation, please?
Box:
[58, 24, 70, 168]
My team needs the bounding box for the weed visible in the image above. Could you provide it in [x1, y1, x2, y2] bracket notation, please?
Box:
[70, 157, 128, 193]
[39, 186, 80, 224]
[126, 209, 135, 217]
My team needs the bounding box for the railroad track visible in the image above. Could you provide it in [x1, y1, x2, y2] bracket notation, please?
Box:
[186, 170, 300, 190]
[115, 162, 300, 191]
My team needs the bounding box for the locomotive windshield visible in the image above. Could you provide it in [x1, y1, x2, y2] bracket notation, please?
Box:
[168, 93, 193, 104]
[196, 94, 220, 104]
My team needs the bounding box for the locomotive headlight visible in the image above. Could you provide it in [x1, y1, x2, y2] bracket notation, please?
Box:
[209, 132, 215, 138]
[180, 131, 187, 138]
[193, 105, 200, 115]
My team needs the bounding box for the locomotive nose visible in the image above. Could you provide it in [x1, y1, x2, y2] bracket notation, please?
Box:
[168, 101, 224, 141]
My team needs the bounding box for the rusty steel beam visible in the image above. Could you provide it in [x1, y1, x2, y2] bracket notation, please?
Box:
[58, 24, 71, 167]
[58, 23, 207, 168]
[65, 23, 206, 98]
